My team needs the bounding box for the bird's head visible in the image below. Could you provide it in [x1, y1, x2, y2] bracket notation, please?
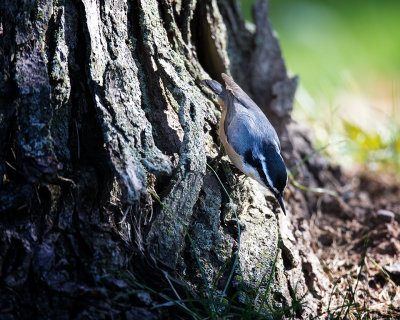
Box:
[264, 150, 287, 215]
[243, 144, 288, 215]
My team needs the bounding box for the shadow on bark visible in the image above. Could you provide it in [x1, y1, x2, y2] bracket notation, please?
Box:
[0, 0, 352, 318]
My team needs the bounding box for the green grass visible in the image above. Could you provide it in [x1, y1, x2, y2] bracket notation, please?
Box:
[112, 163, 306, 319]
[109, 155, 392, 318]
[326, 237, 368, 320]
[109, 235, 381, 319]
[239, 0, 400, 176]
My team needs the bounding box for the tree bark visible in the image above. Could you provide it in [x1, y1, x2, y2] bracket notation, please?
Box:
[0, 0, 342, 318]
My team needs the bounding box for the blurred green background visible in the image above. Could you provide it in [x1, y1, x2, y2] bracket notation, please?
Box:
[239, 0, 400, 176]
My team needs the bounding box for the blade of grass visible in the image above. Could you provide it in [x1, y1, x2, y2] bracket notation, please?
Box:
[253, 238, 281, 307]
[326, 280, 339, 317]
[311, 302, 360, 319]
[370, 258, 390, 279]
[114, 277, 201, 319]
[257, 236, 281, 314]
[185, 287, 202, 318]
[204, 162, 242, 304]
[288, 170, 339, 198]
[369, 257, 397, 287]
[288, 140, 346, 198]
[162, 270, 183, 303]
[342, 236, 369, 319]
[290, 140, 346, 177]
[149, 190, 215, 315]
[286, 289, 308, 319]
[212, 254, 235, 291]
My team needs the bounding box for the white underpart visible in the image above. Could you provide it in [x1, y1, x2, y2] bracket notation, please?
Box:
[242, 162, 266, 191]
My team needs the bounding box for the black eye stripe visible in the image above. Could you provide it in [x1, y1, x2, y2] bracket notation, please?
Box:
[244, 151, 270, 189]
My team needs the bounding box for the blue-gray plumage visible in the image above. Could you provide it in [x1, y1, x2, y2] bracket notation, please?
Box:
[203, 73, 288, 215]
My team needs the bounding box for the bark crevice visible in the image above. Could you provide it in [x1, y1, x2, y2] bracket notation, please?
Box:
[0, 0, 355, 318]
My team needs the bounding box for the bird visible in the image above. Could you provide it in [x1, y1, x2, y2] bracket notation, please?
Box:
[203, 73, 288, 215]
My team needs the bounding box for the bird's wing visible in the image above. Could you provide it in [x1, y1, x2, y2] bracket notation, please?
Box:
[225, 107, 261, 157]
[221, 73, 281, 151]
[224, 95, 281, 156]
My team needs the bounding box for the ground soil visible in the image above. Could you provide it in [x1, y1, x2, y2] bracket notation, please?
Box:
[310, 170, 400, 318]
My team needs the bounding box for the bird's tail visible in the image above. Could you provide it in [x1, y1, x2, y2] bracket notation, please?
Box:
[202, 79, 224, 96]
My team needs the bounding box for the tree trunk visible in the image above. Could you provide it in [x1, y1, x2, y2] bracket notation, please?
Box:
[0, 0, 341, 318]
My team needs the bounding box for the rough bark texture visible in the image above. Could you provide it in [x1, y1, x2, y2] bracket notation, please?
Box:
[0, 0, 344, 318]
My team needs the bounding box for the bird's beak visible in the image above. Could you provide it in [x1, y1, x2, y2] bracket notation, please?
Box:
[277, 194, 286, 215]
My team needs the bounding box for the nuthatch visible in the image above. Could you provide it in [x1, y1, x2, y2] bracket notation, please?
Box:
[204, 73, 288, 215]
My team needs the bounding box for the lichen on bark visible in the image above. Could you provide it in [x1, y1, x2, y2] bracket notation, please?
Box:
[0, 0, 342, 318]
